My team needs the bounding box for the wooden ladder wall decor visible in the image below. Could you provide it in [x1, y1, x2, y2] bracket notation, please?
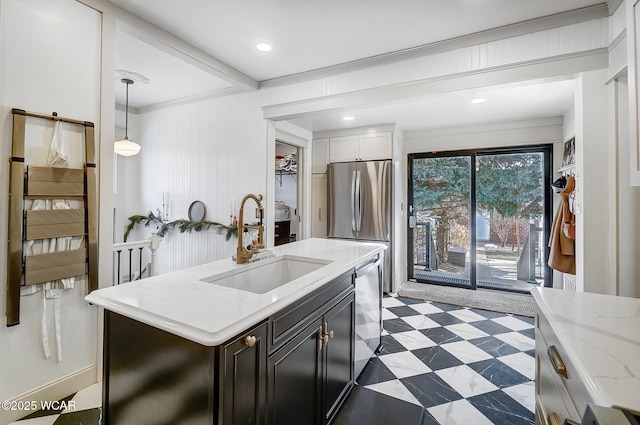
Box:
[6, 108, 98, 327]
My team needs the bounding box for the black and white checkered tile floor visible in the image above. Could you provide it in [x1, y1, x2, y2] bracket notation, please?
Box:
[11, 294, 535, 425]
[9, 383, 102, 425]
[334, 294, 536, 425]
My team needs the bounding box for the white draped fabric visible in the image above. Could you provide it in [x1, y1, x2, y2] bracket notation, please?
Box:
[20, 121, 84, 362]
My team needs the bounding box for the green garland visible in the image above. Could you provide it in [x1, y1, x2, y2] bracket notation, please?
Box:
[124, 210, 238, 242]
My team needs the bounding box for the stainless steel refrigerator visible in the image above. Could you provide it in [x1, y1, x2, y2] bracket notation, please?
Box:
[327, 160, 391, 286]
[327, 160, 390, 377]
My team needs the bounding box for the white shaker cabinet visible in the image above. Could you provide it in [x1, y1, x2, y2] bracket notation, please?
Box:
[329, 132, 391, 163]
[329, 135, 359, 163]
[626, 0, 640, 185]
[312, 138, 329, 238]
[313, 130, 392, 238]
[312, 138, 330, 174]
[311, 173, 327, 238]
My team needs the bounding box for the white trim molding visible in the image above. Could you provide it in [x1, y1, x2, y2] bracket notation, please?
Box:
[0, 365, 97, 424]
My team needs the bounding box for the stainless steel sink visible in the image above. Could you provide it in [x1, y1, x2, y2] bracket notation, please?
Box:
[201, 255, 332, 294]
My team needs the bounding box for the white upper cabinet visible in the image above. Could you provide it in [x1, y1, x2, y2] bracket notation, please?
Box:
[312, 138, 330, 174]
[329, 135, 359, 163]
[358, 132, 393, 160]
[329, 132, 391, 163]
[627, 0, 640, 185]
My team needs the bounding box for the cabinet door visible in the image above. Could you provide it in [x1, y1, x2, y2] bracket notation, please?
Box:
[311, 174, 327, 238]
[312, 139, 330, 173]
[358, 132, 392, 161]
[322, 293, 355, 424]
[268, 319, 323, 425]
[329, 135, 359, 163]
[221, 322, 268, 425]
[274, 220, 291, 246]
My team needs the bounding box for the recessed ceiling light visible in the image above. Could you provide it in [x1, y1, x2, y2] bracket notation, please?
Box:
[256, 43, 272, 52]
[343, 116, 354, 121]
[470, 98, 486, 104]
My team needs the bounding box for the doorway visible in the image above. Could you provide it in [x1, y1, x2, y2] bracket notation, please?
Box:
[275, 141, 300, 245]
[407, 146, 552, 293]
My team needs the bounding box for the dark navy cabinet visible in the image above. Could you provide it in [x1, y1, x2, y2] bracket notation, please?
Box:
[102, 270, 356, 425]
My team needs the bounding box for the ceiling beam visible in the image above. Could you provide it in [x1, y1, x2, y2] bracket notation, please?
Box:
[79, 0, 258, 91]
[262, 48, 608, 121]
[260, 4, 609, 89]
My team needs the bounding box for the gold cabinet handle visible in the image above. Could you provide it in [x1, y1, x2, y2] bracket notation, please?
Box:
[244, 335, 257, 347]
[548, 345, 567, 378]
[317, 326, 324, 351]
[548, 412, 561, 425]
[322, 322, 334, 345]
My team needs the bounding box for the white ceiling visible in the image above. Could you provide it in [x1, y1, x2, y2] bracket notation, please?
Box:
[109, 0, 605, 132]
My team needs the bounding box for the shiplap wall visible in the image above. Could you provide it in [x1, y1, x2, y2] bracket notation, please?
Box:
[260, 18, 609, 106]
[129, 92, 266, 274]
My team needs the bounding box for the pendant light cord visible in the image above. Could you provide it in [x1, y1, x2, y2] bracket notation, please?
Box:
[122, 78, 133, 139]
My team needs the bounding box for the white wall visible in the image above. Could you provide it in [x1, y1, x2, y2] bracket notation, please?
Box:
[392, 126, 405, 291]
[613, 76, 640, 297]
[133, 93, 267, 274]
[404, 118, 564, 153]
[0, 0, 101, 420]
[574, 70, 611, 294]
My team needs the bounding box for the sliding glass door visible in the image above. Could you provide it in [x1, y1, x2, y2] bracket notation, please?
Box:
[408, 147, 552, 292]
[408, 154, 475, 289]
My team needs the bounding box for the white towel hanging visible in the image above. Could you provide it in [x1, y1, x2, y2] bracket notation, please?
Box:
[20, 122, 82, 362]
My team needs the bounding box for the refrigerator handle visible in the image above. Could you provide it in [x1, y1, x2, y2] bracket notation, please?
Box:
[355, 169, 362, 231]
[351, 170, 357, 231]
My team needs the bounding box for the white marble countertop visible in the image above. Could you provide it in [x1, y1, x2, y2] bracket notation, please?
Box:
[86, 238, 384, 346]
[532, 287, 640, 415]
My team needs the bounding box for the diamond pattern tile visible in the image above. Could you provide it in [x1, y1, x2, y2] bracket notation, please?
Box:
[355, 294, 536, 425]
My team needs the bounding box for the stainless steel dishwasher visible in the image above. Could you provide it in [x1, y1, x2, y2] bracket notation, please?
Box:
[354, 254, 383, 379]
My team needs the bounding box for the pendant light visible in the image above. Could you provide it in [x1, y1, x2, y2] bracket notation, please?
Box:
[114, 78, 141, 156]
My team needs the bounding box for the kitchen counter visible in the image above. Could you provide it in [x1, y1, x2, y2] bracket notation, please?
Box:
[532, 287, 640, 415]
[86, 238, 384, 346]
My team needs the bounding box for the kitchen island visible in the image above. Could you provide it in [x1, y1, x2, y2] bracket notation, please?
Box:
[87, 238, 385, 425]
[532, 287, 640, 424]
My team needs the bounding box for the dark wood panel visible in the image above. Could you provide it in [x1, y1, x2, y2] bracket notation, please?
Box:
[6, 112, 26, 326]
[274, 220, 291, 246]
[103, 312, 215, 425]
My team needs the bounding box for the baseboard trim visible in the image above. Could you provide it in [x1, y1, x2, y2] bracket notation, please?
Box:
[0, 364, 97, 424]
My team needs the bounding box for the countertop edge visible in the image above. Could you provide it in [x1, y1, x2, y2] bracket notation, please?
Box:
[87, 240, 385, 346]
[532, 287, 616, 409]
